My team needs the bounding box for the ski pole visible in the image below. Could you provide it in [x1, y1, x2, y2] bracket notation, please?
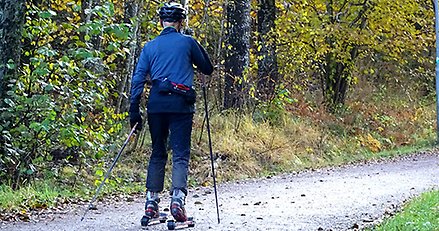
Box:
[80, 123, 138, 221]
[201, 74, 220, 224]
[197, 113, 206, 145]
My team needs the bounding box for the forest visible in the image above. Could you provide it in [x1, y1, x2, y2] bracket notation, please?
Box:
[0, 0, 436, 213]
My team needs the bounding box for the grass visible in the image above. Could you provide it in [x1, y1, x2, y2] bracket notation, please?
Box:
[0, 181, 77, 221]
[370, 190, 439, 231]
[0, 176, 145, 215]
[0, 182, 73, 212]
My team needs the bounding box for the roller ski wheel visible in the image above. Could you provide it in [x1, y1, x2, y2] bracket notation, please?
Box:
[140, 215, 150, 226]
[140, 212, 167, 227]
[167, 217, 195, 230]
[187, 217, 195, 227]
[167, 220, 176, 230]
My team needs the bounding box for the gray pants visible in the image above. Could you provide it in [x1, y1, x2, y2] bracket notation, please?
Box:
[146, 113, 193, 195]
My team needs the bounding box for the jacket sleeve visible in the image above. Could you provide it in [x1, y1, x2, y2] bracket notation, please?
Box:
[190, 38, 214, 75]
[130, 46, 150, 112]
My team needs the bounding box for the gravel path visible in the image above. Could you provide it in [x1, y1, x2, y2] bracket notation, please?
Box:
[2, 153, 438, 231]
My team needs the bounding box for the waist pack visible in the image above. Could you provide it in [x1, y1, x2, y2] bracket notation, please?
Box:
[158, 79, 196, 104]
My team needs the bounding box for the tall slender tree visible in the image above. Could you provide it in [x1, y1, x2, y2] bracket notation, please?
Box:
[81, 0, 102, 50]
[0, 0, 25, 101]
[0, 0, 27, 188]
[224, 0, 251, 109]
[257, 0, 278, 101]
[0, 0, 26, 154]
[116, 0, 143, 113]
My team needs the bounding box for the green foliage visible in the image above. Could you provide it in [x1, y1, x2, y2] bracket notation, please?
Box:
[253, 86, 297, 125]
[0, 1, 130, 187]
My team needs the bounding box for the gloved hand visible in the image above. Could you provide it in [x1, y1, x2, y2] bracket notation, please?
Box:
[129, 105, 143, 132]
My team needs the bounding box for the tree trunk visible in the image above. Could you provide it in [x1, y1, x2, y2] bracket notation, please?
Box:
[0, 0, 25, 101]
[257, 0, 278, 101]
[224, 0, 251, 109]
[322, 0, 369, 110]
[115, 0, 143, 114]
[0, 0, 26, 140]
[0, 0, 26, 186]
[323, 52, 348, 108]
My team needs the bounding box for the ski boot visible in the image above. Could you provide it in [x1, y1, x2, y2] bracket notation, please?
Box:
[170, 189, 187, 222]
[167, 189, 195, 230]
[141, 192, 166, 226]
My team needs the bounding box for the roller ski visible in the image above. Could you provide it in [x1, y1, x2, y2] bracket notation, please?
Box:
[140, 192, 167, 227]
[167, 217, 195, 230]
[166, 189, 195, 230]
[140, 212, 167, 227]
[166, 199, 195, 230]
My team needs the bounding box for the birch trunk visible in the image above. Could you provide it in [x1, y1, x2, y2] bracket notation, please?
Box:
[115, 0, 143, 114]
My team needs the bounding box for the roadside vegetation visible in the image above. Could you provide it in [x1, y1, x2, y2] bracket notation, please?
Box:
[370, 190, 439, 231]
[0, 79, 436, 220]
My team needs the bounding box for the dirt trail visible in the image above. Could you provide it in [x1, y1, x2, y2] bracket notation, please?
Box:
[1, 153, 438, 231]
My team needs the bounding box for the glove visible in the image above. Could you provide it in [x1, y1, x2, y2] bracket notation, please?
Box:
[129, 105, 143, 132]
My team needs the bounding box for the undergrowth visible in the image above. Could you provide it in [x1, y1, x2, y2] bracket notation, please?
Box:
[0, 85, 436, 218]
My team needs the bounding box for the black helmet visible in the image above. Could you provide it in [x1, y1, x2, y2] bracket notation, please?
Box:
[158, 2, 186, 22]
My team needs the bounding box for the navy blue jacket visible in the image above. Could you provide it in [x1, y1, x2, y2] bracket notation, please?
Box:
[130, 27, 213, 114]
